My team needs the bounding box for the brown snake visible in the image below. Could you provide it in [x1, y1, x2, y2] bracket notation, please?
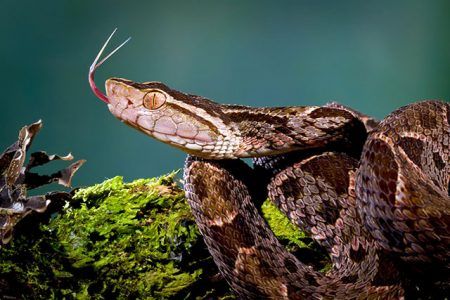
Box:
[89, 31, 449, 299]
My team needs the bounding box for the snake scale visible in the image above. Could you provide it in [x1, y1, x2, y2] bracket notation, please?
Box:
[89, 32, 449, 299]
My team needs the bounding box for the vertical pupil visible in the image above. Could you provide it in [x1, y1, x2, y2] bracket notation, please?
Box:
[152, 93, 156, 108]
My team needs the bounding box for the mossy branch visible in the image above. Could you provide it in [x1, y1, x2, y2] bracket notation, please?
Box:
[0, 173, 322, 299]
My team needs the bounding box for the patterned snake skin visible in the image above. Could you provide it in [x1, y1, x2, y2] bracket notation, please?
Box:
[88, 36, 449, 298]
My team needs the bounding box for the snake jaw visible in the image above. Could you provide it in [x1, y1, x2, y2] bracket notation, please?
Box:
[89, 29, 131, 104]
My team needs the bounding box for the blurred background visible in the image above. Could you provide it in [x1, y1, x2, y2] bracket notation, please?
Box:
[1, 0, 449, 188]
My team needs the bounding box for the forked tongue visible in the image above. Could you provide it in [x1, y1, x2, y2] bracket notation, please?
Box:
[89, 29, 131, 103]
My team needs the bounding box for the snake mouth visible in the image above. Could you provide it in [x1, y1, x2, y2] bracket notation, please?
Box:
[154, 130, 214, 144]
[89, 29, 131, 104]
[109, 103, 215, 147]
[136, 127, 216, 155]
[142, 124, 215, 147]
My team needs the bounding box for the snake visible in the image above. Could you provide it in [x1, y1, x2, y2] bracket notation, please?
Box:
[88, 31, 449, 299]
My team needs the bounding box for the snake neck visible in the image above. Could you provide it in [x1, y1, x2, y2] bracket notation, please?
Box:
[220, 105, 367, 158]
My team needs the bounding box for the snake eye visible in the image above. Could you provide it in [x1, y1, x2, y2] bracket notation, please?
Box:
[143, 90, 167, 110]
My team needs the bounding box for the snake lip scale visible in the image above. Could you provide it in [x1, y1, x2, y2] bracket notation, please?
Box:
[89, 30, 449, 299]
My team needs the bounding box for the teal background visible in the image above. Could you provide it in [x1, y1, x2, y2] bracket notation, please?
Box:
[1, 0, 449, 188]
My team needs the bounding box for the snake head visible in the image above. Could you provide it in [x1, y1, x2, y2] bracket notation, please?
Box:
[104, 78, 227, 156]
[89, 30, 239, 158]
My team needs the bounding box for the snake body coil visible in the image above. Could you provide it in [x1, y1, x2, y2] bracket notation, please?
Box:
[101, 77, 449, 298]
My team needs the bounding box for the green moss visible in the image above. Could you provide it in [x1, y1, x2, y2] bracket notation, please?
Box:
[262, 200, 331, 272]
[0, 172, 321, 299]
[48, 173, 203, 298]
[0, 173, 221, 299]
[262, 200, 308, 251]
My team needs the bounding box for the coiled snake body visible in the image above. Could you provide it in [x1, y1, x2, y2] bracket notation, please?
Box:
[89, 35, 449, 299]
